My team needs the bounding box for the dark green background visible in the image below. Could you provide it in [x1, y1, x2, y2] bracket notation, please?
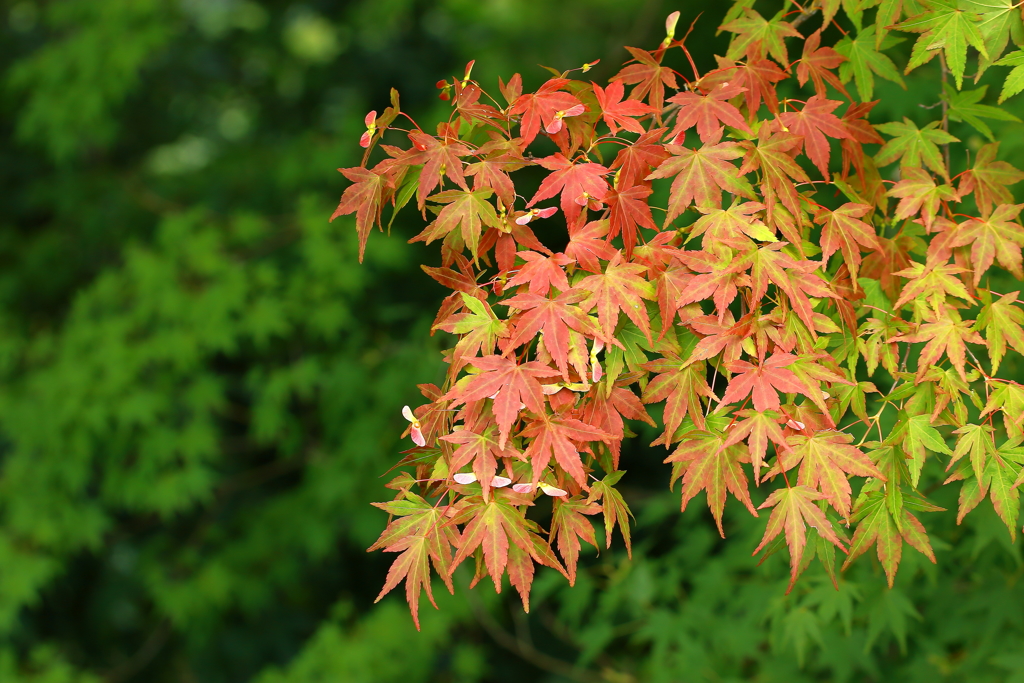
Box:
[3, 0, 1024, 681]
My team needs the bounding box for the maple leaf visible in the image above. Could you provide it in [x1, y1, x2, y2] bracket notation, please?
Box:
[739, 127, 809, 227]
[752, 485, 846, 589]
[642, 353, 715, 440]
[667, 82, 751, 144]
[445, 355, 560, 448]
[413, 189, 502, 259]
[582, 385, 654, 467]
[895, 0, 987, 89]
[369, 494, 455, 629]
[565, 220, 619, 273]
[551, 497, 601, 584]
[501, 289, 599, 381]
[778, 95, 849, 178]
[577, 253, 656, 342]
[652, 258, 694, 333]
[610, 127, 670, 189]
[450, 495, 537, 591]
[814, 203, 881, 282]
[675, 249, 750, 319]
[887, 167, 956, 231]
[720, 8, 801, 64]
[950, 423, 996, 483]
[527, 153, 610, 226]
[944, 84, 1020, 142]
[958, 143, 1024, 216]
[687, 201, 776, 251]
[605, 184, 658, 258]
[406, 131, 472, 208]
[509, 78, 583, 147]
[977, 291, 1024, 374]
[721, 409, 789, 483]
[665, 430, 758, 536]
[646, 141, 755, 224]
[442, 422, 519, 500]
[434, 292, 509, 373]
[586, 471, 633, 555]
[749, 245, 835, 334]
[332, 165, 389, 262]
[506, 251, 573, 296]
[834, 26, 906, 102]
[892, 260, 973, 312]
[777, 431, 885, 518]
[612, 46, 679, 112]
[874, 118, 959, 179]
[521, 411, 610, 485]
[592, 80, 653, 134]
[842, 493, 935, 587]
[948, 204, 1024, 283]
[798, 29, 849, 98]
[703, 56, 787, 114]
[721, 352, 819, 413]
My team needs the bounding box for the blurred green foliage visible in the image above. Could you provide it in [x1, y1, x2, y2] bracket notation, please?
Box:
[2, 0, 1024, 681]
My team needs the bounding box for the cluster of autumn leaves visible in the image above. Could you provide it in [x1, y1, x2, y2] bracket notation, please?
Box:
[332, 3, 1024, 627]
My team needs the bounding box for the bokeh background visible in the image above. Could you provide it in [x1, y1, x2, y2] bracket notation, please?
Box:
[4, 0, 1024, 681]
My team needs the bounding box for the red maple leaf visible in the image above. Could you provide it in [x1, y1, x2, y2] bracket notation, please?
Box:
[509, 78, 583, 147]
[721, 409, 789, 483]
[667, 82, 751, 144]
[521, 411, 610, 485]
[675, 249, 751, 319]
[612, 46, 679, 112]
[777, 431, 885, 518]
[441, 423, 519, 500]
[641, 353, 716, 440]
[551, 498, 601, 584]
[815, 202, 881, 282]
[721, 352, 816, 412]
[506, 251, 573, 295]
[406, 131, 472, 208]
[592, 80, 653, 134]
[577, 253, 656, 342]
[605, 183, 658, 257]
[778, 95, 849, 178]
[646, 140, 756, 224]
[739, 127, 808, 231]
[527, 153, 610, 226]
[796, 29, 848, 98]
[501, 289, 599, 380]
[445, 356, 561, 448]
[610, 127, 670, 189]
[581, 386, 654, 467]
[702, 56, 787, 114]
[565, 220, 619, 273]
[331, 164, 389, 262]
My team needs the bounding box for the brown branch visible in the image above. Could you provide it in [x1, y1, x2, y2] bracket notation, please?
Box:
[103, 620, 171, 683]
[466, 593, 598, 683]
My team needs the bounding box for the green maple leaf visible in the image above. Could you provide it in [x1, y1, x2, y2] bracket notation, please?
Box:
[995, 50, 1024, 102]
[943, 83, 1020, 140]
[977, 290, 1024, 374]
[950, 423, 996, 482]
[843, 492, 936, 587]
[835, 26, 907, 101]
[434, 292, 508, 372]
[896, 413, 953, 485]
[666, 430, 758, 536]
[895, 0, 988, 88]
[875, 118, 960, 179]
[586, 470, 633, 556]
[980, 379, 1024, 438]
[963, 0, 1024, 75]
[986, 451, 1022, 539]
